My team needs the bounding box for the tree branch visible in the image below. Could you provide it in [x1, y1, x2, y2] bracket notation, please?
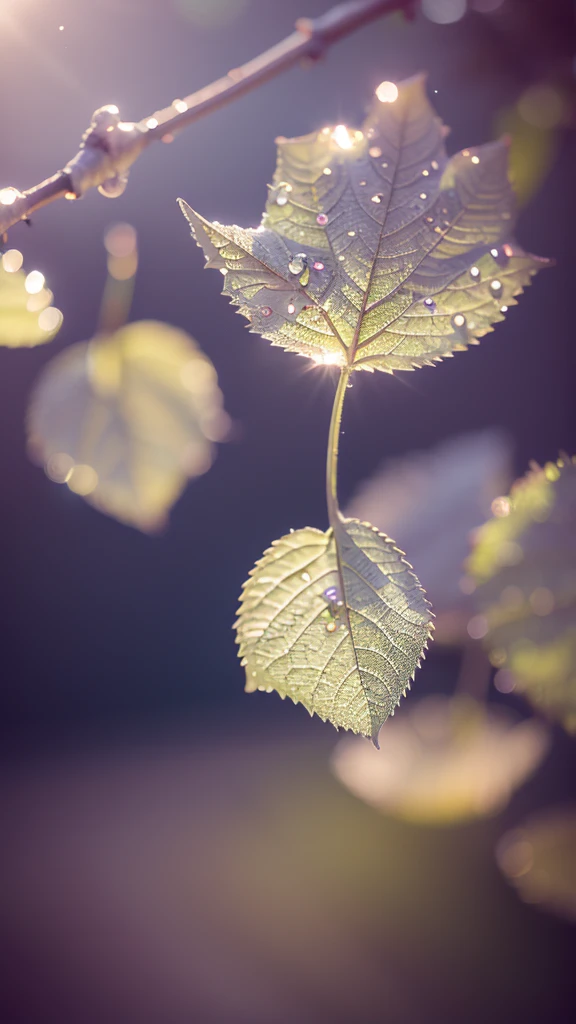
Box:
[0, 0, 416, 237]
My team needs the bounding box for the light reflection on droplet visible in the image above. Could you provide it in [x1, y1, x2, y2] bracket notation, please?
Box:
[146, 117, 158, 129]
[453, 313, 466, 328]
[491, 496, 511, 517]
[332, 125, 353, 149]
[470, 265, 480, 278]
[471, 155, 480, 164]
[375, 81, 398, 103]
[172, 99, 188, 113]
[0, 187, 21, 206]
[1, 249, 23, 273]
[25, 270, 45, 295]
[322, 167, 332, 175]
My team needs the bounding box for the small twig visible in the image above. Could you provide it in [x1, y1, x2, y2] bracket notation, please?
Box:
[0, 0, 416, 237]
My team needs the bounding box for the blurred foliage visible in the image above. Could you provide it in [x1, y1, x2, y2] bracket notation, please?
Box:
[497, 807, 576, 924]
[332, 694, 549, 826]
[237, 520, 431, 742]
[27, 321, 229, 532]
[348, 431, 513, 644]
[0, 252, 62, 347]
[181, 75, 548, 373]
[468, 457, 576, 732]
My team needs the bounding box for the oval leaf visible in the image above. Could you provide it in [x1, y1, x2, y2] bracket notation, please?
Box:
[180, 74, 549, 372]
[333, 695, 549, 825]
[28, 320, 228, 531]
[236, 518, 432, 742]
[0, 257, 62, 347]
[468, 456, 576, 731]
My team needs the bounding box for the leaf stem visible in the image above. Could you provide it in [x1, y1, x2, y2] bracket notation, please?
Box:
[326, 367, 351, 525]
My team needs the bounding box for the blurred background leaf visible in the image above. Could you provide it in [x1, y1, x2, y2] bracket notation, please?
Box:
[27, 320, 229, 532]
[348, 431, 513, 644]
[332, 693, 549, 825]
[497, 807, 576, 924]
[468, 457, 576, 732]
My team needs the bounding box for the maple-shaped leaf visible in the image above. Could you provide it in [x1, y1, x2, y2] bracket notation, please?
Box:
[27, 321, 228, 531]
[467, 457, 576, 732]
[236, 518, 432, 743]
[179, 74, 549, 372]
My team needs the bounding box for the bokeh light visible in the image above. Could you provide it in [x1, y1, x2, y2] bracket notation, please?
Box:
[497, 809, 576, 923]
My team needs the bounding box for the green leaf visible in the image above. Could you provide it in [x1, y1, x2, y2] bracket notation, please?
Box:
[27, 320, 229, 531]
[468, 456, 576, 733]
[236, 517, 432, 743]
[333, 695, 549, 825]
[180, 74, 549, 372]
[0, 255, 62, 347]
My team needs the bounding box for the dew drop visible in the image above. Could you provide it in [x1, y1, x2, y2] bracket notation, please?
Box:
[288, 252, 308, 275]
[500, 304, 508, 312]
[421, 169, 429, 176]
[491, 248, 499, 258]
[423, 297, 436, 312]
[338, 255, 345, 261]
[359, 180, 367, 187]
[503, 243, 514, 257]
[452, 313, 466, 328]
[261, 306, 272, 317]
[426, 216, 434, 224]
[419, 192, 427, 200]
[323, 587, 338, 601]
[276, 194, 288, 206]
[326, 621, 337, 633]
[371, 193, 383, 203]
[471, 155, 480, 164]
[301, 571, 311, 582]
[490, 279, 503, 297]
[434, 225, 442, 233]
[431, 160, 439, 170]
[323, 167, 332, 175]
[347, 230, 356, 237]
[313, 261, 324, 271]
[287, 303, 295, 314]
[316, 213, 328, 226]
[469, 266, 480, 278]
[369, 146, 382, 158]
[381, 162, 388, 168]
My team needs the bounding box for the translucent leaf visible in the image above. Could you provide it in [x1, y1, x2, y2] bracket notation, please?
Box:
[497, 809, 576, 923]
[236, 517, 432, 742]
[332, 695, 549, 825]
[0, 256, 62, 347]
[468, 457, 576, 731]
[180, 74, 549, 372]
[27, 320, 228, 531]
[348, 431, 513, 642]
